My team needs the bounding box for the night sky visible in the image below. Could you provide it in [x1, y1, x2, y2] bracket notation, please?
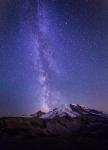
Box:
[0, 0, 108, 115]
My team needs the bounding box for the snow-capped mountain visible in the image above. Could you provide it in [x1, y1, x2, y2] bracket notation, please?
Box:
[0, 104, 108, 150]
[40, 104, 104, 119]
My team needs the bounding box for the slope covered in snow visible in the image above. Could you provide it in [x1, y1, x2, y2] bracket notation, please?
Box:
[40, 104, 104, 119]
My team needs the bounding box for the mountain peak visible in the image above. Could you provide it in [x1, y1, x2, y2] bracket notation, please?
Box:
[31, 110, 45, 117]
[39, 104, 103, 119]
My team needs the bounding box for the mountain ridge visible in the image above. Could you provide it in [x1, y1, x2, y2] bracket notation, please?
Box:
[31, 104, 106, 119]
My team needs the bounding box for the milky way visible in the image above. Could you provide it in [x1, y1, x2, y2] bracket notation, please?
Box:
[34, 0, 60, 112]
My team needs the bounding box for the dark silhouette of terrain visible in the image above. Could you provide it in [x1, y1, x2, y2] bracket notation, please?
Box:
[0, 104, 108, 150]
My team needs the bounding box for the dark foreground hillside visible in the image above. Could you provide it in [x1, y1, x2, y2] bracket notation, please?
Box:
[0, 115, 108, 150]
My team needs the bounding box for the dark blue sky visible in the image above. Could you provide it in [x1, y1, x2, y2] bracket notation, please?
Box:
[0, 0, 108, 115]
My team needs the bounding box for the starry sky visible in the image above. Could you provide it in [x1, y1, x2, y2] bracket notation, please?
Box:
[0, 0, 108, 115]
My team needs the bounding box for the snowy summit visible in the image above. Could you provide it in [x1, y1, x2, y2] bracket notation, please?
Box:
[39, 104, 104, 119]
